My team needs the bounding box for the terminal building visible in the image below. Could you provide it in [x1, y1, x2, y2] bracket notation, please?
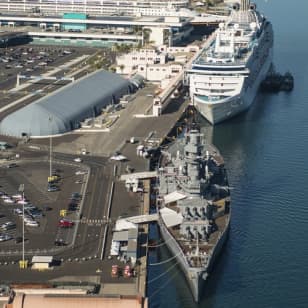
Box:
[0, 70, 135, 137]
[0, 0, 189, 17]
[0, 14, 193, 47]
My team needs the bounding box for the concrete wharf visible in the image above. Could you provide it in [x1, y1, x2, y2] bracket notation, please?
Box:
[0, 83, 190, 308]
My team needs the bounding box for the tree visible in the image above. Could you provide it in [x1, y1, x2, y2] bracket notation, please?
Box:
[119, 64, 125, 73]
[142, 28, 152, 47]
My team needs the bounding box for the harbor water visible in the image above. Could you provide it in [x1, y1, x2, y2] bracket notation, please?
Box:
[148, 0, 308, 307]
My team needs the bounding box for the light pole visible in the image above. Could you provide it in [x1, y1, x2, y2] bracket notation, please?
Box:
[18, 184, 25, 267]
[49, 117, 53, 178]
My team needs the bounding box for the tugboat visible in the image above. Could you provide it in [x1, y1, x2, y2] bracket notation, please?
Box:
[260, 70, 294, 92]
[156, 125, 231, 302]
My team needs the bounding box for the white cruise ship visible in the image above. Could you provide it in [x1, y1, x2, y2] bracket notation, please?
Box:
[185, 0, 273, 124]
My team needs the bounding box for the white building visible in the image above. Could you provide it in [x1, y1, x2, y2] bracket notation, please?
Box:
[0, 0, 189, 17]
[116, 44, 198, 80]
[137, 63, 182, 82]
[116, 48, 166, 75]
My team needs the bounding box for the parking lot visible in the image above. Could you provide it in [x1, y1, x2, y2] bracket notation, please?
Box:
[0, 45, 80, 87]
[0, 159, 88, 255]
[0, 45, 104, 115]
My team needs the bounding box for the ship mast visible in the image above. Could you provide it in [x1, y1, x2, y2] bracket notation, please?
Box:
[195, 230, 199, 257]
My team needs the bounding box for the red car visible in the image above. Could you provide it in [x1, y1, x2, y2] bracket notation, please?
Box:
[111, 265, 119, 278]
[58, 219, 74, 228]
[124, 265, 132, 278]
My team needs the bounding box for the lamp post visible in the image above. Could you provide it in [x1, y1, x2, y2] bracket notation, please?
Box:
[49, 117, 53, 178]
[18, 184, 25, 267]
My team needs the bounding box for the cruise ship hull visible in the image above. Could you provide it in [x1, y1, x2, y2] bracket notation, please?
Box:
[158, 214, 231, 302]
[194, 48, 273, 125]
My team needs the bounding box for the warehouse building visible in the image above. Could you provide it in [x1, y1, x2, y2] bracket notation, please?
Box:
[0, 70, 134, 137]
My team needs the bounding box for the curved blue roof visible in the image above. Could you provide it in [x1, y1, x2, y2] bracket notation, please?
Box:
[0, 70, 133, 137]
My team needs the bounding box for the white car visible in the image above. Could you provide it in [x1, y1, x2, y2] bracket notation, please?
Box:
[75, 170, 87, 175]
[25, 220, 39, 227]
[17, 199, 29, 205]
[1, 195, 9, 199]
[74, 157, 82, 163]
[1, 222, 16, 230]
[12, 194, 23, 199]
[3, 198, 14, 204]
[23, 216, 34, 223]
[110, 154, 127, 161]
[0, 234, 12, 242]
[13, 208, 23, 216]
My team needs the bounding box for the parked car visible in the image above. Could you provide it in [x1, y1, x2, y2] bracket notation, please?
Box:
[111, 265, 119, 277]
[0, 234, 12, 242]
[74, 157, 82, 163]
[24, 204, 36, 211]
[17, 199, 29, 205]
[58, 219, 74, 228]
[75, 170, 87, 175]
[1, 222, 16, 230]
[23, 215, 34, 224]
[124, 265, 132, 278]
[47, 185, 59, 192]
[12, 194, 23, 199]
[7, 163, 17, 168]
[25, 220, 39, 227]
[68, 203, 79, 211]
[48, 175, 60, 183]
[27, 208, 43, 218]
[13, 208, 23, 216]
[71, 192, 81, 199]
[54, 239, 67, 246]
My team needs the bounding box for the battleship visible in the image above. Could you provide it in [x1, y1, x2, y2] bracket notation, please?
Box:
[185, 0, 274, 124]
[156, 125, 231, 302]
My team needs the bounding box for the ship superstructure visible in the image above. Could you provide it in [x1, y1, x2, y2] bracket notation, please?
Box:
[157, 127, 230, 302]
[185, 0, 274, 124]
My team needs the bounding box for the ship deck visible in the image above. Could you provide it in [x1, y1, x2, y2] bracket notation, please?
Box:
[167, 199, 230, 258]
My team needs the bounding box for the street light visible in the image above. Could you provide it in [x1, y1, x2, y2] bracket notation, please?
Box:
[49, 117, 53, 178]
[18, 184, 25, 268]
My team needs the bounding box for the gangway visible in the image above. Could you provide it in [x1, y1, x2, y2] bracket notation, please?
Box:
[120, 171, 157, 181]
[126, 213, 158, 224]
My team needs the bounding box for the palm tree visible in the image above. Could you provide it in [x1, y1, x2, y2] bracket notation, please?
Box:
[112, 43, 119, 52]
[142, 28, 152, 47]
[119, 64, 125, 73]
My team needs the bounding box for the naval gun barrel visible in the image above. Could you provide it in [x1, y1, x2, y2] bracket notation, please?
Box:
[241, 0, 250, 11]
